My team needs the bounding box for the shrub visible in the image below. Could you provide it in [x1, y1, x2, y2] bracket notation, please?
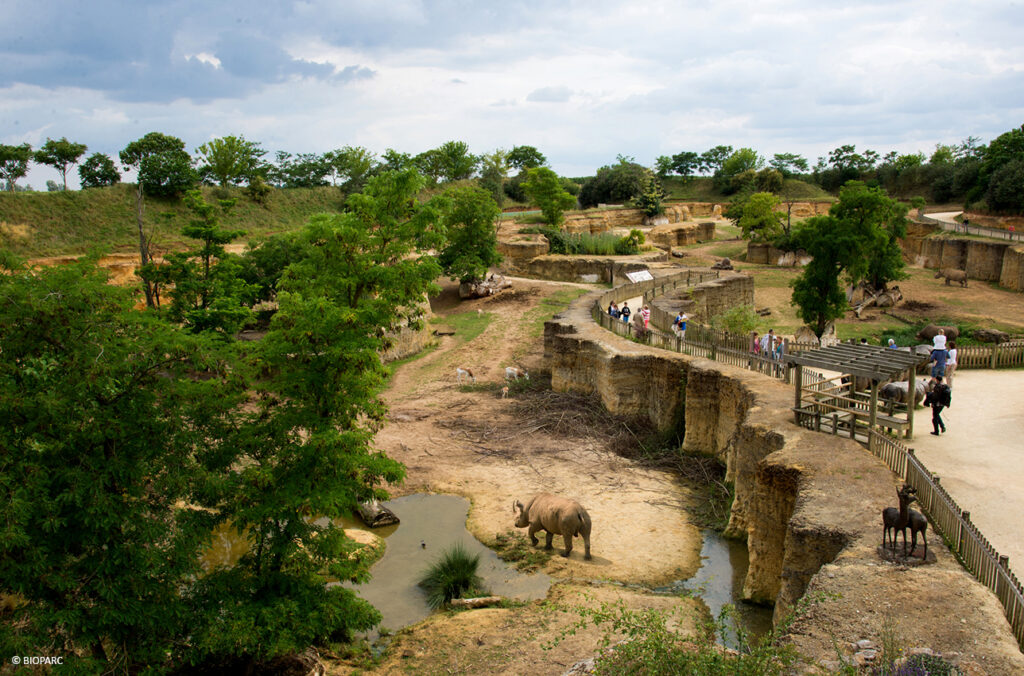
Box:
[614, 229, 645, 255]
[710, 305, 759, 335]
[548, 601, 797, 675]
[418, 543, 486, 609]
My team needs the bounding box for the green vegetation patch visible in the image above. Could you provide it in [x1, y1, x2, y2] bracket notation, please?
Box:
[493, 530, 553, 572]
[521, 288, 589, 340]
[0, 183, 346, 258]
[418, 543, 487, 609]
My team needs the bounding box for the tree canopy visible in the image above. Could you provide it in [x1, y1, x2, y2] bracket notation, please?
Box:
[78, 152, 121, 188]
[0, 143, 32, 191]
[437, 185, 503, 282]
[523, 167, 577, 227]
[33, 137, 87, 189]
[789, 181, 907, 335]
[195, 135, 266, 187]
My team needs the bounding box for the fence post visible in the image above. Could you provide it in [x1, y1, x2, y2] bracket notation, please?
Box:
[991, 343, 999, 369]
[960, 510, 970, 556]
[998, 555, 1010, 602]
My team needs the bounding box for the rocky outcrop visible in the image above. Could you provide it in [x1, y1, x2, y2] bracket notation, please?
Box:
[520, 252, 667, 284]
[647, 221, 715, 249]
[746, 242, 811, 266]
[543, 288, 1024, 671]
[497, 235, 550, 270]
[999, 245, 1024, 292]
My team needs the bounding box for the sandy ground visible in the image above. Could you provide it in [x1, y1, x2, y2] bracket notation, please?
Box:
[328, 278, 707, 674]
[909, 369, 1024, 573]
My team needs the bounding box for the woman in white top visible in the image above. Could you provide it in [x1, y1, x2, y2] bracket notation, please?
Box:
[932, 329, 947, 350]
[946, 341, 958, 386]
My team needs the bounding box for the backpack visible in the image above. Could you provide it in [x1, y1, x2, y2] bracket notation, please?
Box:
[938, 385, 952, 407]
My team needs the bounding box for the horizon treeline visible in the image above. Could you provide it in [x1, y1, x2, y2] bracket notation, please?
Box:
[2, 122, 1022, 212]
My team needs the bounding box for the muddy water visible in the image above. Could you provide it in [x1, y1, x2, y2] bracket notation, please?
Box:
[340, 494, 551, 634]
[656, 530, 774, 645]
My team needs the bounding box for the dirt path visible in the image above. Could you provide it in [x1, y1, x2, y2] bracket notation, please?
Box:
[910, 369, 1024, 573]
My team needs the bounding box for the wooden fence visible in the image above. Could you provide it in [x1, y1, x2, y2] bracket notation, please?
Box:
[868, 430, 1024, 649]
[955, 340, 1024, 370]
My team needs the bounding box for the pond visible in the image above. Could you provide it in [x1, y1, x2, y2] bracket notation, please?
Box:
[338, 494, 551, 635]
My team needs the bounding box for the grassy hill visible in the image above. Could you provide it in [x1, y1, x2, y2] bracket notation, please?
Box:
[0, 184, 347, 258]
[661, 176, 832, 202]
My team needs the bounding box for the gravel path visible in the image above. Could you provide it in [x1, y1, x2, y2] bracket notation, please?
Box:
[910, 369, 1024, 576]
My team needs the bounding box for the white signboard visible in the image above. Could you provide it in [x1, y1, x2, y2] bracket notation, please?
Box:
[624, 269, 654, 283]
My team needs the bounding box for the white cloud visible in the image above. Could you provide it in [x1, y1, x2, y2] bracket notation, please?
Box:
[2, 0, 1022, 189]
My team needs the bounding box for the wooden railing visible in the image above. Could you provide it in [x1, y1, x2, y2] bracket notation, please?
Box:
[867, 430, 1024, 649]
[955, 340, 1024, 370]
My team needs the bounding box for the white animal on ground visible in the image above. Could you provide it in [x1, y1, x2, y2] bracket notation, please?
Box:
[505, 366, 529, 381]
[456, 367, 476, 384]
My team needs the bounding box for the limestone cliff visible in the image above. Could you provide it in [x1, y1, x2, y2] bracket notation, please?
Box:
[544, 287, 1024, 670]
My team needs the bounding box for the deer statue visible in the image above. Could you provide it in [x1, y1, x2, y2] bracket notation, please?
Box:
[907, 508, 928, 560]
[881, 484, 917, 556]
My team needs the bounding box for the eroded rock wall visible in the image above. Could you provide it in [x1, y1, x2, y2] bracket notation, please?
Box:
[1000, 245, 1024, 292]
[543, 289, 1024, 671]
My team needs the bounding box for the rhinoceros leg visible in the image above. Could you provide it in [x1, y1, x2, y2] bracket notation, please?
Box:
[528, 523, 541, 547]
[544, 531, 554, 550]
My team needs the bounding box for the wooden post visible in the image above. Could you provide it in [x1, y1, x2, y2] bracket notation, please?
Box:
[991, 343, 1000, 369]
[906, 366, 916, 440]
[959, 510, 970, 555]
[997, 555, 1010, 603]
[794, 364, 803, 416]
[868, 379, 879, 437]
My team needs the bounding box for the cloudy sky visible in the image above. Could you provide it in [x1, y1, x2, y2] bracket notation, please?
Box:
[3, 0, 1023, 189]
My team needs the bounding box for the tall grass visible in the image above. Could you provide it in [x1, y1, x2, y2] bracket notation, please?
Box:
[0, 184, 346, 258]
[418, 543, 486, 609]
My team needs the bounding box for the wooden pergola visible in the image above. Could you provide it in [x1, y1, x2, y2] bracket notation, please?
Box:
[785, 344, 929, 440]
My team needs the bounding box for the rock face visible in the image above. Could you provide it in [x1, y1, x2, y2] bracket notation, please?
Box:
[902, 225, 1023, 291]
[497, 235, 550, 270]
[543, 289, 1024, 672]
[747, 242, 811, 266]
[520, 252, 667, 283]
[648, 274, 753, 327]
[647, 221, 716, 249]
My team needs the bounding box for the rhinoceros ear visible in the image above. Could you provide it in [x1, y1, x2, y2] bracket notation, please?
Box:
[514, 500, 524, 514]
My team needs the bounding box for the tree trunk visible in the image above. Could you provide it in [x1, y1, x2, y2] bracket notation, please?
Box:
[134, 184, 156, 308]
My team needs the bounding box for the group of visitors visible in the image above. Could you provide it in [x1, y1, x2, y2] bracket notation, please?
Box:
[750, 328, 785, 375]
[607, 301, 650, 328]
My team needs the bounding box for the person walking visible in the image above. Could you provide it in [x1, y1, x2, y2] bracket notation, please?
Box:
[945, 341, 958, 386]
[924, 376, 952, 435]
[640, 304, 651, 329]
[620, 302, 631, 324]
[678, 313, 688, 341]
[608, 301, 619, 318]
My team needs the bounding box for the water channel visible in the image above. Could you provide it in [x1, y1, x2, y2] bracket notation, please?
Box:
[202, 493, 773, 645]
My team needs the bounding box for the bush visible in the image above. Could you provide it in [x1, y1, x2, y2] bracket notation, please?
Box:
[710, 305, 758, 335]
[615, 229, 645, 255]
[418, 543, 486, 609]
[549, 602, 797, 675]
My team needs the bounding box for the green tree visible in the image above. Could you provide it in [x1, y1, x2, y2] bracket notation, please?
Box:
[0, 256, 240, 671]
[769, 153, 809, 177]
[0, 143, 32, 191]
[737, 192, 784, 242]
[830, 181, 908, 289]
[670, 151, 701, 179]
[325, 145, 376, 193]
[630, 170, 666, 217]
[478, 149, 509, 207]
[717, 148, 764, 194]
[78, 152, 121, 188]
[268, 151, 330, 188]
[144, 190, 253, 334]
[789, 181, 907, 335]
[507, 145, 547, 170]
[930, 144, 954, 165]
[578, 156, 647, 208]
[437, 185, 503, 282]
[523, 167, 577, 227]
[120, 132, 196, 307]
[436, 140, 478, 181]
[699, 145, 733, 174]
[195, 135, 266, 187]
[190, 170, 441, 663]
[33, 137, 87, 190]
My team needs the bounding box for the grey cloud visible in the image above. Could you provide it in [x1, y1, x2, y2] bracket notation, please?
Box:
[527, 86, 572, 103]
